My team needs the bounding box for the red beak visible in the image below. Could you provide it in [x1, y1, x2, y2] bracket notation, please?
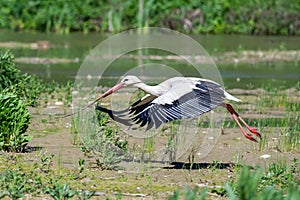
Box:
[98, 82, 125, 99]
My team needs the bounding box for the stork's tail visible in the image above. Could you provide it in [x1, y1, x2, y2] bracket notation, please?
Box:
[224, 91, 242, 102]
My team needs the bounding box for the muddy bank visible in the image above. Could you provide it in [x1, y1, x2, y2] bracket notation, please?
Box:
[12, 50, 300, 65]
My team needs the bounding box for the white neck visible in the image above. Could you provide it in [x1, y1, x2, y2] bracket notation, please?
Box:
[134, 82, 163, 96]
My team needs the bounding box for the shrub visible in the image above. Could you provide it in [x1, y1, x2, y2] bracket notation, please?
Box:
[0, 50, 43, 106]
[0, 89, 31, 152]
[0, 51, 20, 90]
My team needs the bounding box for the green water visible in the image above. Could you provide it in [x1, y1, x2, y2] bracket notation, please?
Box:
[0, 30, 299, 89]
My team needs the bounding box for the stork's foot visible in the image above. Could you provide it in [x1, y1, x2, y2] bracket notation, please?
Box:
[244, 133, 257, 142]
[248, 127, 261, 139]
[233, 116, 260, 143]
[242, 130, 258, 142]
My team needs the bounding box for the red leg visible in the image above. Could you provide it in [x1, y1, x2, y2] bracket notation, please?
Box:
[230, 113, 258, 142]
[221, 103, 261, 142]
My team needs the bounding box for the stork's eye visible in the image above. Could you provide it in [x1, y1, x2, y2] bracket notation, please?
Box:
[123, 78, 128, 82]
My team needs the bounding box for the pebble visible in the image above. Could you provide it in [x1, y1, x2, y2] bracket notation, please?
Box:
[260, 154, 271, 159]
[54, 101, 64, 106]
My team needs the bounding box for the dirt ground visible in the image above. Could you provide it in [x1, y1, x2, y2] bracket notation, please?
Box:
[15, 89, 299, 199]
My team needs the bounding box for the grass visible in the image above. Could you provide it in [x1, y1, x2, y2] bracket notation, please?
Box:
[167, 160, 299, 200]
[1, 151, 297, 200]
[255, 83, 300, 152]
[0, 153, 179, 199]
[71, 105, 128, 170]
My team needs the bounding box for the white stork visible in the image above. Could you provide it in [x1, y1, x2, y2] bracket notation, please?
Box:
[95, 75, 261, 142]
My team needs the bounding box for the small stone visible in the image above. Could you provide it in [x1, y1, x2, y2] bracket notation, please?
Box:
[54, 101, 64, 106]
[86, 74, 92, 80]
[71, 90, 79, 95]
[260, 154, 271, 159]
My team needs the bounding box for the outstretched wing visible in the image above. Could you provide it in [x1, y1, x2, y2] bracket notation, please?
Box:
[96, 79, 225, 130]
[132, 79, 225, 130]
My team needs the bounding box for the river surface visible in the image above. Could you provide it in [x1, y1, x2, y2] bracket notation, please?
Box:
[0, 30, 299, 89]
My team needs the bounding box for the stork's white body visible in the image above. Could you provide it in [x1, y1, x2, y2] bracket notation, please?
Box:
[125, 76, 241, 105]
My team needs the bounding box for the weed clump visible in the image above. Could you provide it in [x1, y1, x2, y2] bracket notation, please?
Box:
[0, 169, 43, 199]
[72, 109, 128, 170]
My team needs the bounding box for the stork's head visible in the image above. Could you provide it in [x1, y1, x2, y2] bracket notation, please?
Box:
[98, 75, 142, 99]
[120, 75, 142, 86]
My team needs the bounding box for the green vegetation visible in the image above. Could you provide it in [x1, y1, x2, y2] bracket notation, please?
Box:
[0, 50, 73, 107]
[0, 51, 36, 152]
[44, 182, 77, 200]
[0, 89, 31, 152]
[72, 109, 128, 170]
[0, 51, 20, 89]
[256, 83, 300, 152]
[224, 164, 300, 200]
[0, 155, 93, 200]
[0, 50, 73, 152]
[0, 0, 299, 35]
[0, 169, 43, 199]
[168, 161, 300, 200]
[0, 152, 298, 200]
[168, 187, 207, 200]
[0, 50, 43, 107]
